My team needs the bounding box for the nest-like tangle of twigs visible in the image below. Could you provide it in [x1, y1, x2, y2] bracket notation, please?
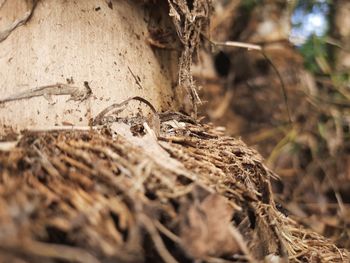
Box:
[0, 116, 348, 263]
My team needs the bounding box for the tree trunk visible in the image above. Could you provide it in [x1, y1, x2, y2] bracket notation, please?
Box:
[0, 0, 178, 135]
[332, 0, 350, 71]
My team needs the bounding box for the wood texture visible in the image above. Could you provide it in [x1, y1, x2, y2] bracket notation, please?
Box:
[0, 0, 178, 135]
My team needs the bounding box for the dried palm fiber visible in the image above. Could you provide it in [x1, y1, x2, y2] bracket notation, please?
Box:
[0, 115, 348, 262]
[168, 0, 211, 115]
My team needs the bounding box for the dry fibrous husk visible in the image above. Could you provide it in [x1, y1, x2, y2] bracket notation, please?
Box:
[0, 116, 348, 262]
[168, 0, 211, 115]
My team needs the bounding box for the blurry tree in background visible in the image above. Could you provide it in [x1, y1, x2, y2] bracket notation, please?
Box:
[332, 0, 350, 72]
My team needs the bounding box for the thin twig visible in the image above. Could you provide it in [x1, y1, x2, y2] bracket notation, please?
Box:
[261, 52, 292, 123]
[154, 220, 182, 244]
[213, 40, 262, 51]
[0, 239, 100, 263]
[139, 214, 179, 263]
[93, 96, 157, 125]
[128, 66, 143, 90]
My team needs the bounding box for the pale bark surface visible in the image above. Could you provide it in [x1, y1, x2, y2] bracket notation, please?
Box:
[333, 0, 350, 70]
[0, 0, 178, 135]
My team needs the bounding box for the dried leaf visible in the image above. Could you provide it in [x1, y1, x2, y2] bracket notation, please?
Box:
[180, 194, 240, 258]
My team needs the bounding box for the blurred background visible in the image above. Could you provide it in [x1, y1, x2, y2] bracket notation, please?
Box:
[194, 0, 350, 249]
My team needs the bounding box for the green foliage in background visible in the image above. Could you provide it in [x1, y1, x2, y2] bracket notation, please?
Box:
[298, 35, 329, 74]
[291, 0, 332, 74]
